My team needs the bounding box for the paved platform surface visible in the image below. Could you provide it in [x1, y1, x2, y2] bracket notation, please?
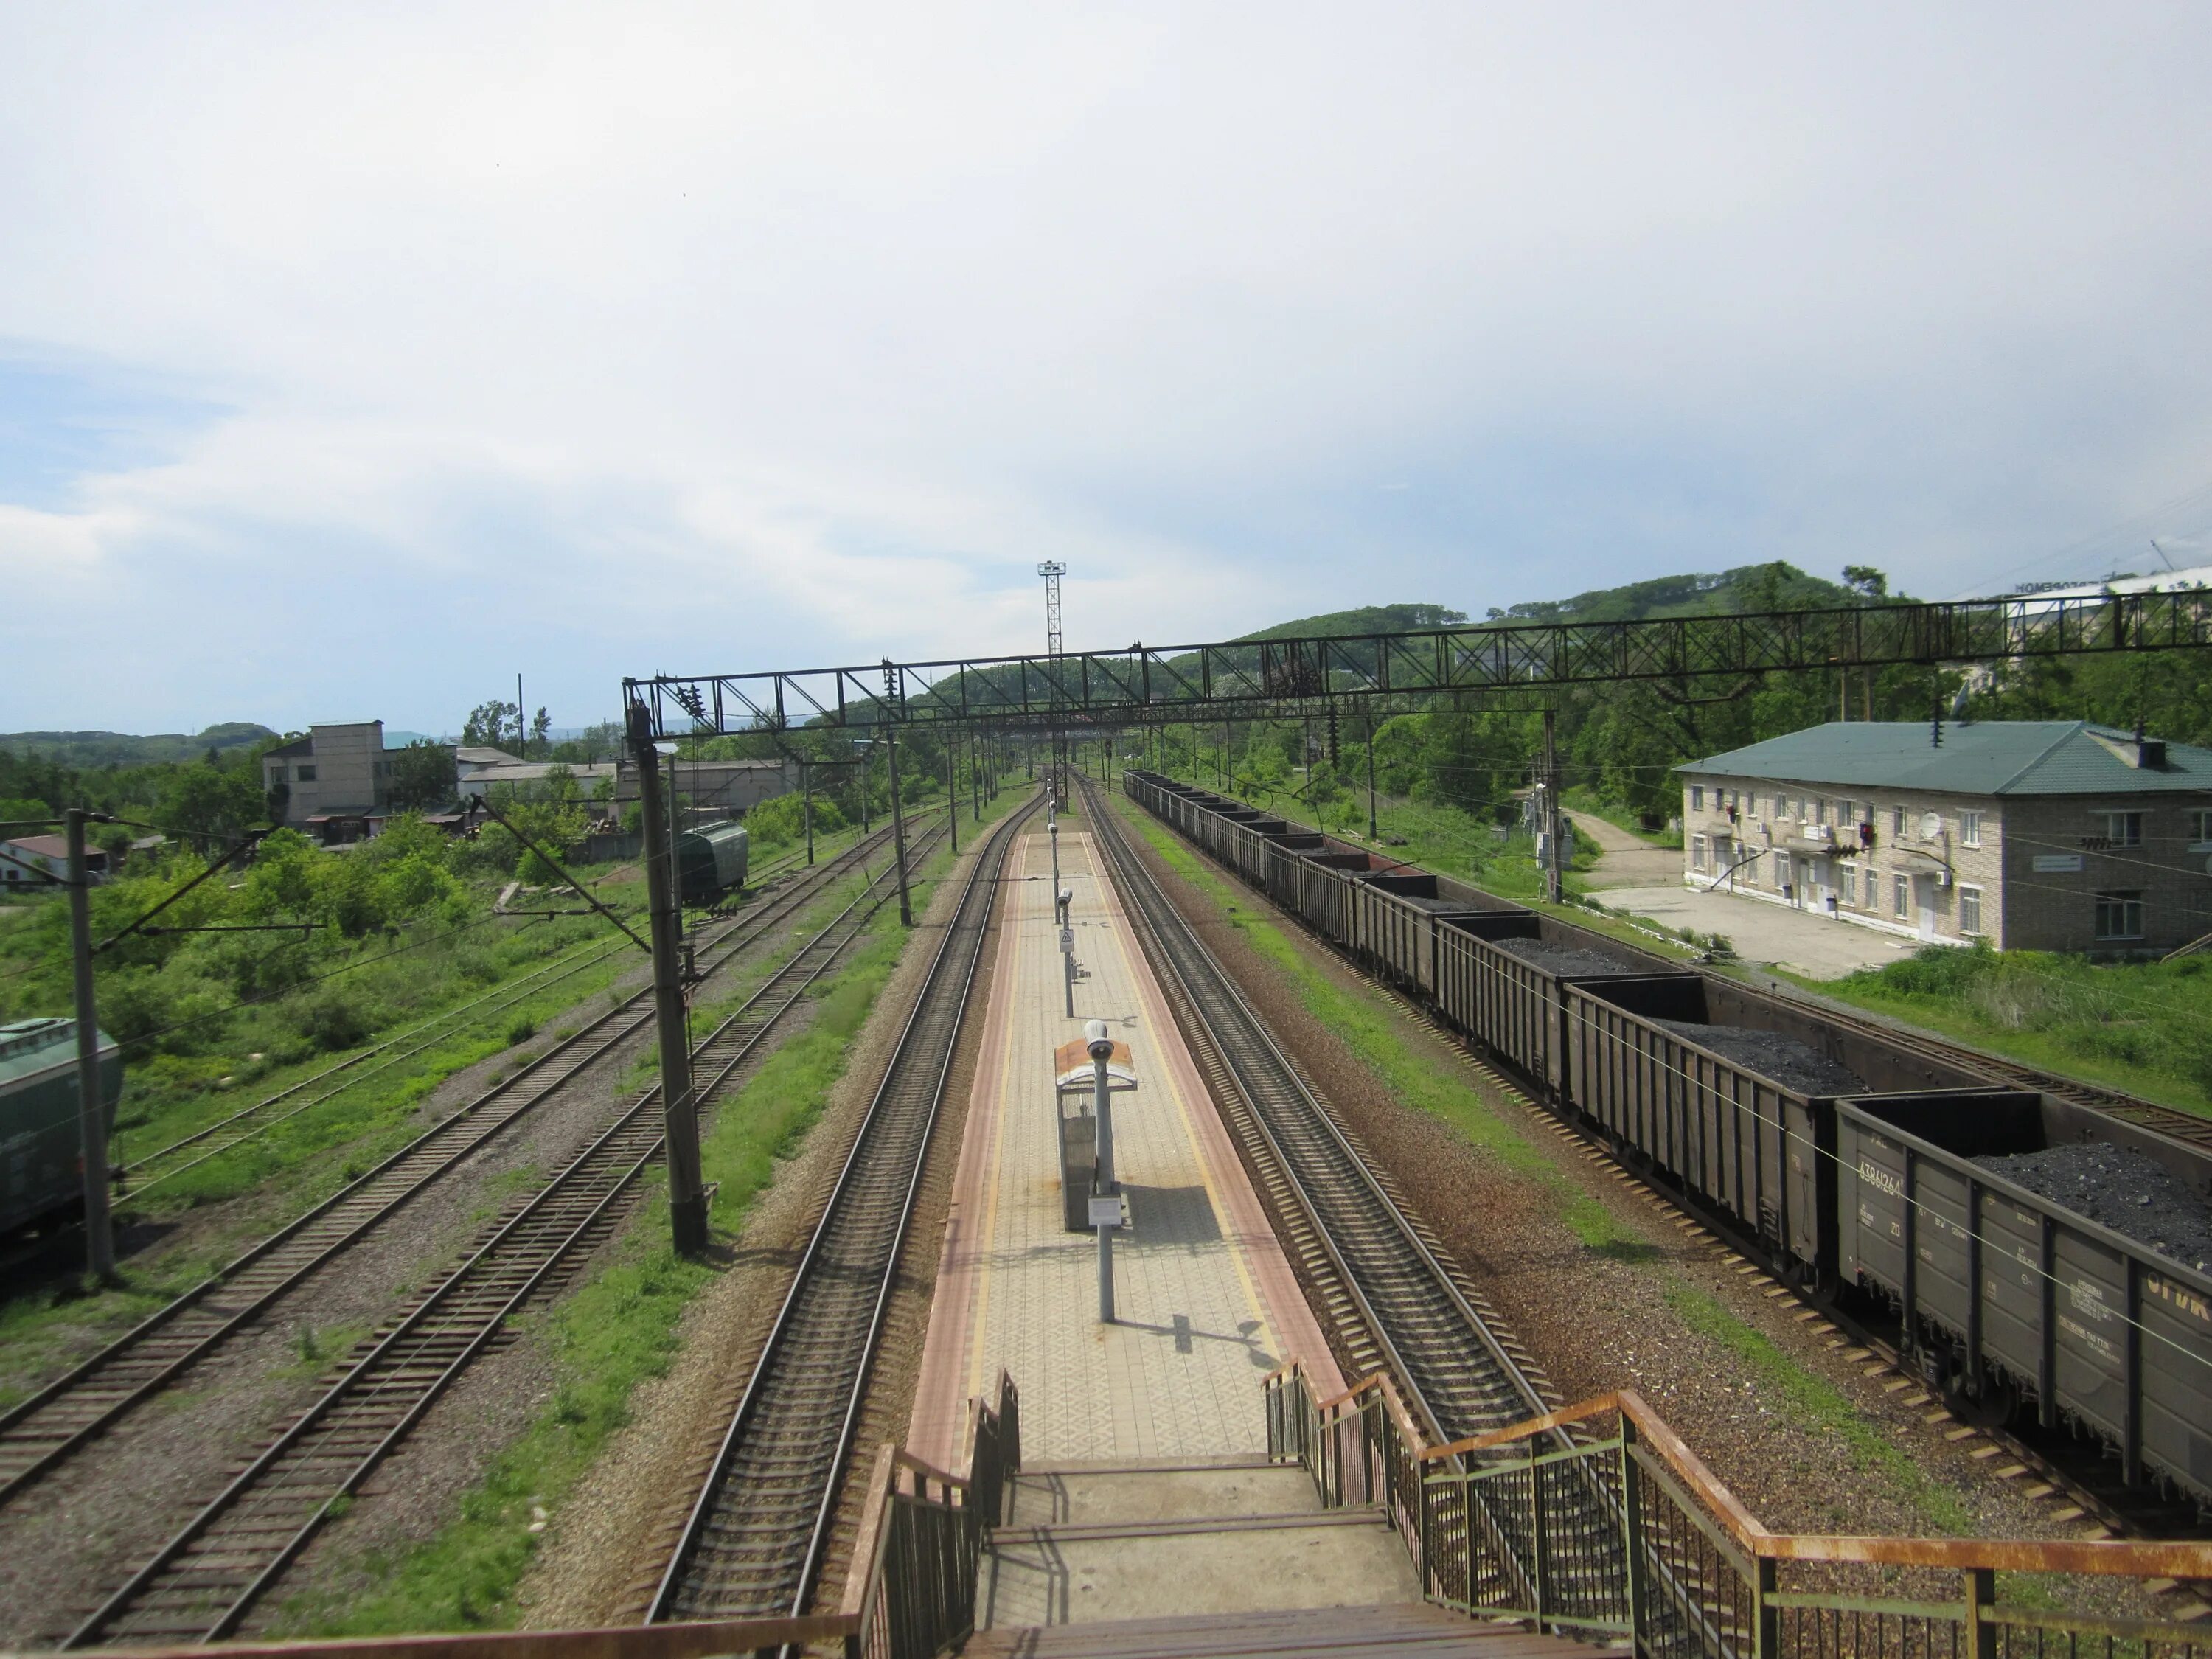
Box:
[908, 822, 1340, 1470]
[961, 1601, 1610, 1658]
[1600, 883, 1919, 978]
[980, 1463, 1418, 1629]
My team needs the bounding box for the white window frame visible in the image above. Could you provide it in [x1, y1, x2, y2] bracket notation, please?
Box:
[1840, 864, 1857, 906]
[1891, 805, 1906, 838]
[2100, 810, 2143, 848]
[1893, 873, 1910, 916]
[2094, 890, 2144, 942]
[1690, 785, 1704, 812]
[1960, 810, 1982, 848]
[1691, 834, 1708, 872]
[2191, 808, 2212, 849]
[1958, 884, 1983, 934]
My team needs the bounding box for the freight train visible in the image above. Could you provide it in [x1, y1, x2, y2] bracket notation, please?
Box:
[676, 821, 749, 907]
[1121, 771, 2212, 1513]
[1, 1017, 122, 1235]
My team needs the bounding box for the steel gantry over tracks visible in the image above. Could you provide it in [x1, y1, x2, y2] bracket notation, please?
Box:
[623, 586, 2212, 737]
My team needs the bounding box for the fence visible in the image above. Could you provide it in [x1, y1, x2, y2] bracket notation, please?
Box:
[843, 1371, 1020, 1659]
[1266, 1363, 2212, 1659]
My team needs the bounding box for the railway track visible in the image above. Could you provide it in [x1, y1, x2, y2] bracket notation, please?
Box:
[0, 813, 931, 1513]
[647, 792, 1039, 1625]
[1081, 780, 1552, 1444]
[59, 817, 949, 1648]
[1127, 779, 2212, 1587]
[1083, 783, 1654, 1625]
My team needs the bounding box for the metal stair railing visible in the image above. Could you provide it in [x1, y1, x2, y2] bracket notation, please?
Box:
[1265, 1365, 2212, 1659]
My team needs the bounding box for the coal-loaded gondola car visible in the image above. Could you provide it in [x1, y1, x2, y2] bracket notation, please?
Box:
[676, 821, 750, 906]
[1, 1017, 122, 1235]
[1561, 973, 1990, 1276]
[1120, 767, 2212, 1509]
[1837, 1091, 2212, 1505]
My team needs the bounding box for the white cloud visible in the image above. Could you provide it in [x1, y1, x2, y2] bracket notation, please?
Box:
[1, 4, 2210, 730]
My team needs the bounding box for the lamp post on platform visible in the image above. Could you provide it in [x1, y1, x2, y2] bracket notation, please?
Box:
[1087, 1019, 1121, 1323]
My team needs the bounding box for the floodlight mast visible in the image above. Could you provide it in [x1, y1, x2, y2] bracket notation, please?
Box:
[1039, 560, 1067, 807]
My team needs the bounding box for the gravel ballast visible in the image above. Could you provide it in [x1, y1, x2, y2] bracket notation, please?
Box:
[1972, 1143, 2212, 1273]
[1657, 1021, 1867, 1097]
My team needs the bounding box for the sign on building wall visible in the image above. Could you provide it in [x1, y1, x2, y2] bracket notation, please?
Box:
[2032, 853, 2084, 872]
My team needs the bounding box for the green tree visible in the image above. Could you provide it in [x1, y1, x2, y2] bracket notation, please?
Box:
[158, 762, 267, 846]
[462, 700, 521, 749]
[389, 740, 456, 810]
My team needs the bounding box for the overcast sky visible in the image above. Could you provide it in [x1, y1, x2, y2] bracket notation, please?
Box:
[4, 5, 2211, 737]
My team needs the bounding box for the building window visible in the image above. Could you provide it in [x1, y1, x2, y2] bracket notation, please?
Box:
[1813, 798, 1828, 826]
[1960, 810, 1981, 848]
[1959, 885, 1983, 933]
[1691, 785, 1705, 813]
[1691, 835, 1708, 871]
[296, 765, 317, 783]
[2095, 891, 2144, 941]
[1840, 864, 1857, 905]
[2192, 809, 2212, 849]
[1893, 874, 1910, 917]
[2097, 811, 2143, 848]
[1742, 850, 1759, 885]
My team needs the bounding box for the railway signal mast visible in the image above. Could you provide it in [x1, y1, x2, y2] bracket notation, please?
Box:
[1040, 560, 1066, 807]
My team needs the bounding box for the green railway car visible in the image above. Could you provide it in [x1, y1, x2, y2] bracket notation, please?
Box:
[1, 1018, 122, 1235]
[676, 821, 749, 906]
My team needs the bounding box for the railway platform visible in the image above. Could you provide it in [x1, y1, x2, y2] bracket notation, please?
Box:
[908, 819, 1340, 1470]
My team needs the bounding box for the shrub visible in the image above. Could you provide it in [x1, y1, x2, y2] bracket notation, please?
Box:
[292, 989, 373, 1052]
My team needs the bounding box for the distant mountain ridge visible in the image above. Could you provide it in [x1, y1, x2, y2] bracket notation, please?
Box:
[0, 723, 279, 766]
[1233, 563, 1861, 644]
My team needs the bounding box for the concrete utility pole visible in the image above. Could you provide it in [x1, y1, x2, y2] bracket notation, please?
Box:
[801, 760, 814, 866]
[1540, 708, 1563, 906]
[947, 740, 959, 855]
[627, 705, 707, 1255]
[1366, 713, 1380, 842]
[65, 810, 115, 1281]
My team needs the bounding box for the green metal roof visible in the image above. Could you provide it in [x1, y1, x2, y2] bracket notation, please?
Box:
[1677, 721, 2212, 796]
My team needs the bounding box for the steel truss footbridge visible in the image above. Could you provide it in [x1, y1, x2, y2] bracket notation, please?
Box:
[624, 586, 2212, 737]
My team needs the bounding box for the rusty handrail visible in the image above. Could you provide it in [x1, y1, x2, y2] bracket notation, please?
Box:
[1429, 1387, 2212, 1579]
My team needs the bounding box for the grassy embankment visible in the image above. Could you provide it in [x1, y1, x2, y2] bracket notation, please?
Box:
[0, 827, 874, 1408]
[1789, 947, 2212, 1122]
[273, 785, 1032, 1635]
[1114, 796, 1975, 1535]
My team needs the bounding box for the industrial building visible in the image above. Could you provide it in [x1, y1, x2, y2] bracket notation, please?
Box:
[258, 720, 397, 838]
[1677, 720, 2212, 954]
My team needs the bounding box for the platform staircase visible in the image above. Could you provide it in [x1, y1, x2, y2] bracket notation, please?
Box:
[961, 1453, 1599, 1657]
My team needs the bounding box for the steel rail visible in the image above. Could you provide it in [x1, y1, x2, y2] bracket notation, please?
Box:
[1091, 781, 1705, 1638]
[0, 813, 931, 1510]
[1079, 778, 1550, 1444]
[647, 792, 1040, 1627]
[60, 821, 947, 1649]
[119, 930, 630, 1196]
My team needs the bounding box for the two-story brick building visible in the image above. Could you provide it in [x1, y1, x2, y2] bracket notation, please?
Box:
[1674, 721, 2212, 955]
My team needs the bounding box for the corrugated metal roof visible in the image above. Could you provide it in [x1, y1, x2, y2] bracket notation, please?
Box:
[1678, 721, 2212, 796]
